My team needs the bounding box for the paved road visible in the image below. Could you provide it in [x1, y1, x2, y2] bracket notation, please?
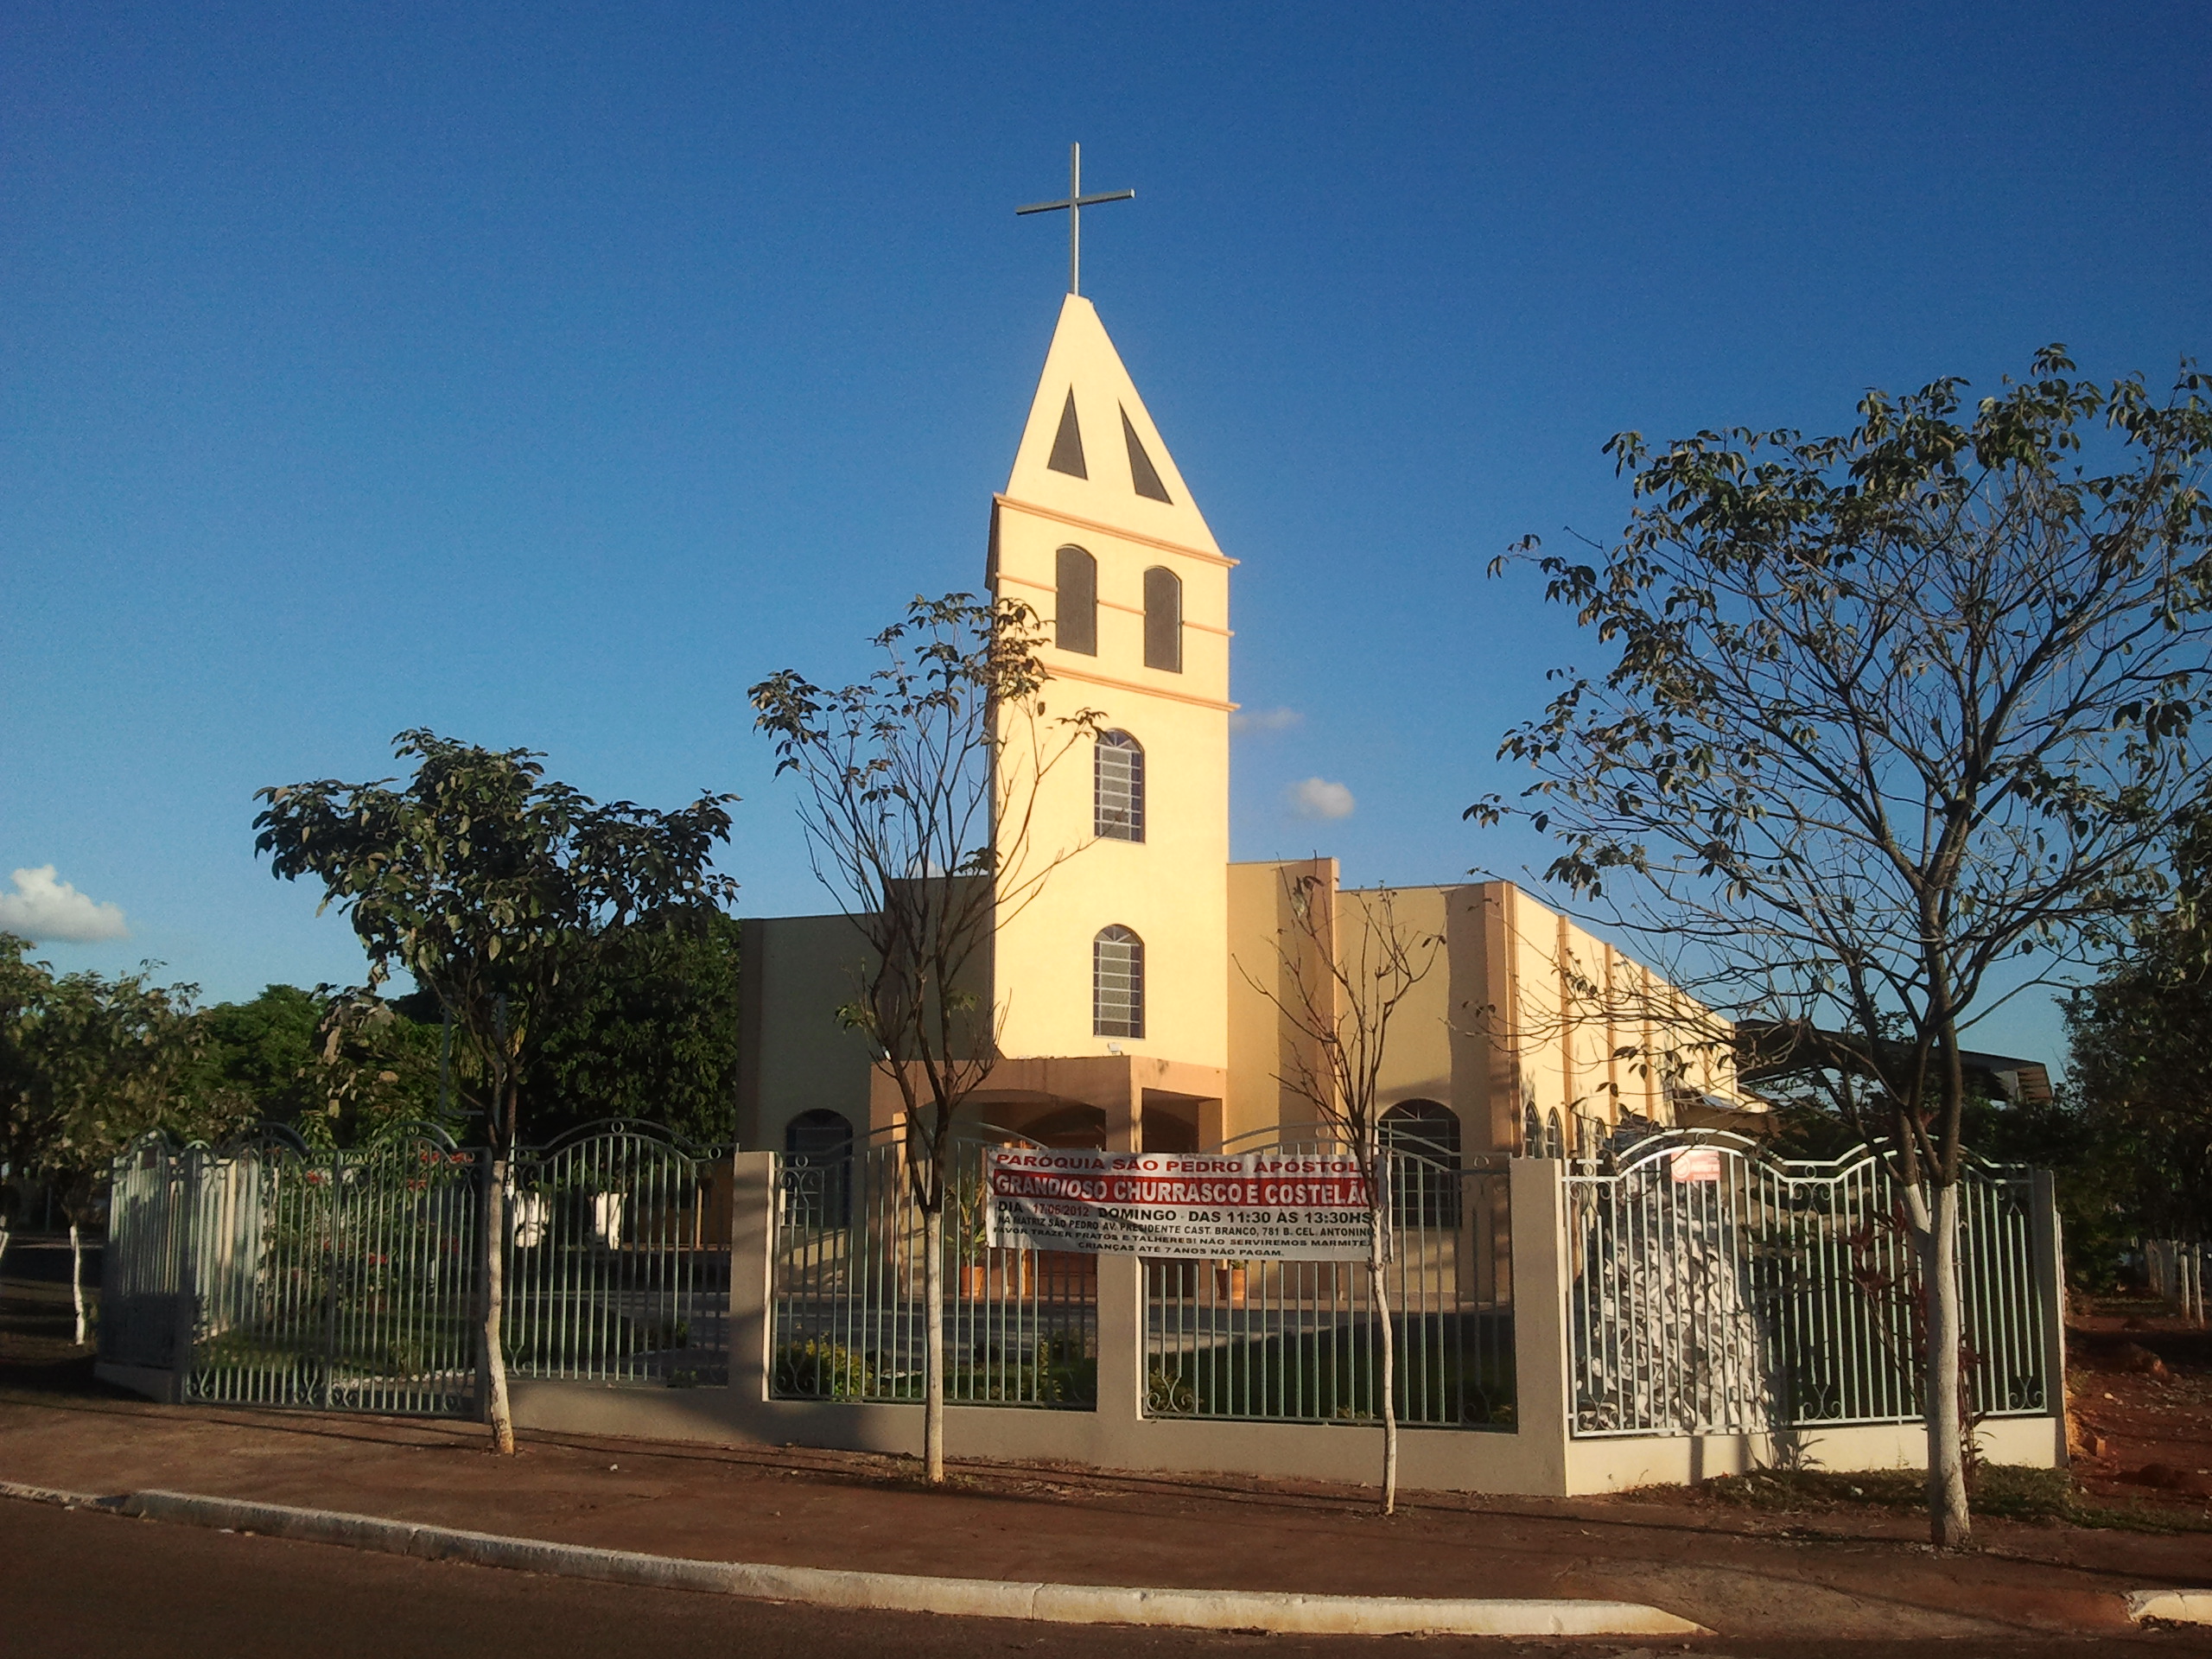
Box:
[7, 1498, 2211, 1659]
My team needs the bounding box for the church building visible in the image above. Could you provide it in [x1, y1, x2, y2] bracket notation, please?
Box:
[734, 293, 1755, 1168]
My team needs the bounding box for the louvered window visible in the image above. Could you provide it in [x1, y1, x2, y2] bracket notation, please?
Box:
[1057, 545, 1097, 655]
[1143, 565, 1182, 671]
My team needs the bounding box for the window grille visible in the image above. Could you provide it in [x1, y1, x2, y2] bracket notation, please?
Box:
[1095, 730, 1145, 841]
[1093, 925, 1144, 1039]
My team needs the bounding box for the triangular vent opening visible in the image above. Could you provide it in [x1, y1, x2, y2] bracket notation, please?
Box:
[1122, 407, 1172, 503]
[1047, 389, 1087, 479]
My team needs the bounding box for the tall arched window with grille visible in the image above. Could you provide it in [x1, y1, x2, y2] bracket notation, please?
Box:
[1056, 545, 1097, 655]
[1142, 565, 1182, 671]
[1092, 925, 1144, 1039]
[1094, 730, 1145, 841]
[1382, 1099, 1462, 1228]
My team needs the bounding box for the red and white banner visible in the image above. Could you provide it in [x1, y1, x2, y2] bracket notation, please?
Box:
[982, 1147, 1375, 1260]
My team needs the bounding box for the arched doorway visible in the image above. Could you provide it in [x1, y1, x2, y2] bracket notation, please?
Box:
[784, 1109, 854, 1227]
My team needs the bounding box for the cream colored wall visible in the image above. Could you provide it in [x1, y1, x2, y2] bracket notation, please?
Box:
[1225, 858, 1332, 1139]
[1492, 887, 1735, 1140]
[734, 913, 878, 1152]
[988, 296, 1231, 1072]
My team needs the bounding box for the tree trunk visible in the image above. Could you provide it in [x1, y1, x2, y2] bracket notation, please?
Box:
[69, 1219, 88, 1346]
[923, 1203, 945, 1484]
[1373, 1212, 1398, 1516]
[1922, 1179, 1971, 1548]
[480, 1155, 516, 1455]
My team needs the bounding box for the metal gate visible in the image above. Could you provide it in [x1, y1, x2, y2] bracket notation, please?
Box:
[1562, 1134, 2052, 1437]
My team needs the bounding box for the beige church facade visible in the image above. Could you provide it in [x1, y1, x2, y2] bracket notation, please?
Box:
[735, 295, 1751, 1163]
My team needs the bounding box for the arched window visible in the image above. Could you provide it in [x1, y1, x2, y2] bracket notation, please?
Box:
[784, 1109, 854, 1228]
[1382, 1099, 1462, 1229]
[1056, 545, 1097, 655]
[1142, 565, 1182, 671]
[1522, 1103, 1544, 1157]
[1545, 1109, 1566, 1161]
[1095, 730, 1145, 842]
[1093, 925, 1144, 1039]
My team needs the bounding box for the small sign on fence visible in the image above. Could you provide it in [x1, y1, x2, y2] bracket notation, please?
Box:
[982, 1147, 1375, 1260]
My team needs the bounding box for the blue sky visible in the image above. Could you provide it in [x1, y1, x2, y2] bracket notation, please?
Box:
[4, 3, 2207, 1069]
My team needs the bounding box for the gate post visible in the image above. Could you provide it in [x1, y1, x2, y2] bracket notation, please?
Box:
[2030, 1168, 2069, 1462]
[1509, 1156, 1572, 1494]
[168, 1147, 200, 1404]
[728, 1151, 778, 1407]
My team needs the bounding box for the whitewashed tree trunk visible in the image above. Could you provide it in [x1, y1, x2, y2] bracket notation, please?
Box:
[924, 1204, 945, 1484]
[1372, 1203, 1398, 1516]
[480, 1158, 515, 1454]
[69, 1219, 88, 1345]
[1922, 1180, 1971, 1548]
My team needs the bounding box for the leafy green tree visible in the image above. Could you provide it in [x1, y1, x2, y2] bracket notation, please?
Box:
[751, 594, 1099, 1484]
[517, 910, 743, 1144]
[0, 934, 50, 1273]
[185, 982, 448, 1147]
[2063, 807, 2212, 1249]
[3, 957, 248, 1341]
[255, 729, 738, 1452]
[1472, 349, 2212, 1548]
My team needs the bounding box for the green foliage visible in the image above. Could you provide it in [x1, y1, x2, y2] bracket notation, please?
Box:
[512, 910, 743, 1143]
[1, 946, 251, 1217]
[2063, 808, 2212, 1248]
[1473, 348, 2212, 1185]
[184, 983, 448, 1148]
[255, 729, 739, 1151]
[772, 1338, 874, 1398]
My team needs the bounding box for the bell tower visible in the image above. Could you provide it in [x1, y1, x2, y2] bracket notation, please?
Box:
[988, 294, 1234, 1074]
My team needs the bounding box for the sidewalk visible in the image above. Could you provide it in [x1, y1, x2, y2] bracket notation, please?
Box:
[3, 1386, 2206, 1645]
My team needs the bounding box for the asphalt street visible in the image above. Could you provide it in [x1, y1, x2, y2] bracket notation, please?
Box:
[7, 1497, 2212, 1659]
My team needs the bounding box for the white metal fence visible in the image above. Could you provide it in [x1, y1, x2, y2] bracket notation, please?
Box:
[1563, 1135, 2053, 1438]
[99, 1123, 731, 1415]
[772, 1130, 1098, 1408]
[1141, 1135, 1515, 1429]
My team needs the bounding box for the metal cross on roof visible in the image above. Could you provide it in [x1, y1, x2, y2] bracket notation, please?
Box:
[1016, 143, 1135, 297]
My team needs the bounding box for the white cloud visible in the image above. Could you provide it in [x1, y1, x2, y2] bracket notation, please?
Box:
[1287, 778, 1356, 821]
[1230, 706, 1303, 735]
[0, 866, 130, 943]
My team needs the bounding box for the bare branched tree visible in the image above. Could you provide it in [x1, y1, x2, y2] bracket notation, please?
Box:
[1471, 349, 2212, 1547]
[1237, 869, 1440, 1514]
[751, 594, 1100, 1484]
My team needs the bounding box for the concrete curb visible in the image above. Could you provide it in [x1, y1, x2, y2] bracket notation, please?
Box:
[9, 1480, 1706, 1637]
[2127, 1590, 2212, 1625]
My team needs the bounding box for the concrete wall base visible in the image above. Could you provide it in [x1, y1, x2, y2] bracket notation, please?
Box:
[93, 1361, 179, 1403]
[509, 1380, 2063, 1498]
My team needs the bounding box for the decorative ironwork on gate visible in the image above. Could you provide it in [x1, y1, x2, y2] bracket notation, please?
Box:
[98, 1122, 733, 1416]
[1561, 1132, 2052, 1438]
[771, 1128, 1099, 1408]
[1141, 1129, 1516, 1430]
